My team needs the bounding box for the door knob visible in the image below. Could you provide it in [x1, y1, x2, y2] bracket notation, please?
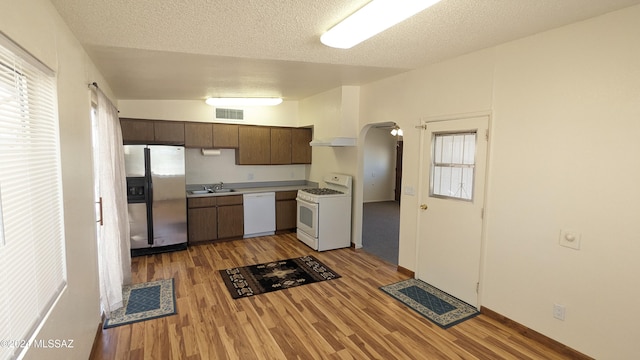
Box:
[420, 204, 428, 210]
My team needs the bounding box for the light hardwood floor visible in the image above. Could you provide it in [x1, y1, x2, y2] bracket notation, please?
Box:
[90, 233, 577, 360]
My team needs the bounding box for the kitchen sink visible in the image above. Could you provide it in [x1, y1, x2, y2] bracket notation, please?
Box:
[190, 190, 210, 194]
[213, 188, 234, 193]
[189, 189, 235, 195]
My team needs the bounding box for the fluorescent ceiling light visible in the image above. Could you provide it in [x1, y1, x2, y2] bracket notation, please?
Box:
[205, 97, 283, 106]
[320, 0, 442, 49]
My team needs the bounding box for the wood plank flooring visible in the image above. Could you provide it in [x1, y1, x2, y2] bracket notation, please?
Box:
[90, 233, 576, 360]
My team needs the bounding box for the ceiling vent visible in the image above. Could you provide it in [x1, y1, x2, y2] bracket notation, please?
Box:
[215, 108, 244, 120]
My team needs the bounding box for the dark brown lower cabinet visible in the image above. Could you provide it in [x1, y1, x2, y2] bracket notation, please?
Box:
[276, 191, 298, 231]
[188, 207, 217, 243]
[188, 195, 244, 243]
[217, 205, 244, 238]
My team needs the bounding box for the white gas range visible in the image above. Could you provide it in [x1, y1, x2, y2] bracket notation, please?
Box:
[296, 174, 352, 251]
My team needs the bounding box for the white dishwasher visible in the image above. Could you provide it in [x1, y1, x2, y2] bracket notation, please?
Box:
[243, 192, 276, 238]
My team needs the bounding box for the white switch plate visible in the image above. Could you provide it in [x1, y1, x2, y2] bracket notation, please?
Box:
[553, 304, 566, 320]
[559, 229, 581, 250]
[404, 186, 415, 196]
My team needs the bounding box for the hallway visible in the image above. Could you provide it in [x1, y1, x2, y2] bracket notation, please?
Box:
[362, 200, 400, 265]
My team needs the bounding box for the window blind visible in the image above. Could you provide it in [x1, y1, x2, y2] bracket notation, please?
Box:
[0, 33, 67, 360]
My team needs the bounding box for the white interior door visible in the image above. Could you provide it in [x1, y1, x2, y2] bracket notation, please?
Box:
[417, 116, 489, 307]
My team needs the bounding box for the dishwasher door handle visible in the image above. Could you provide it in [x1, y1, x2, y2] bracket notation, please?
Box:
[245, 192, 275, 198]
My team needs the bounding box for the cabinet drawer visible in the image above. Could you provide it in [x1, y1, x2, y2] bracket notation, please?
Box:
[216, 195, 243, 206]
[188, 197, 217, 208]
[275, 190, 298, 201]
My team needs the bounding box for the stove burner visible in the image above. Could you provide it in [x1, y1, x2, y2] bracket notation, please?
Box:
[301, 188, 344, 196]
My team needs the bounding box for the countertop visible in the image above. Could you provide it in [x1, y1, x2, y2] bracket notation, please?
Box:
[186, 185, 312, 198]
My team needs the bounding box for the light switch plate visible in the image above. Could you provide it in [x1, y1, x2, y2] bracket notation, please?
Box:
[553, 304, 566, 320]
[559, 229, 581, 250]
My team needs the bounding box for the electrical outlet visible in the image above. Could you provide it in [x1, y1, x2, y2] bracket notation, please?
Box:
[553, 304, 566, 321]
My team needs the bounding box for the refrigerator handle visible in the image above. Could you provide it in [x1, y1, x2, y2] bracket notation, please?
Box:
[144, 147, 154, 245]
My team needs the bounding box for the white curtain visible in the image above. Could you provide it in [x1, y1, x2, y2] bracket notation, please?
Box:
[95, 88, 131, 316]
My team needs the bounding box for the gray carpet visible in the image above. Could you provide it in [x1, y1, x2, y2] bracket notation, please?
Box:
[362, 201, 400, 265]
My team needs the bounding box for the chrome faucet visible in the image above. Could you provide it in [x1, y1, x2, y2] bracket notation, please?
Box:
[213, 182, 223, 191]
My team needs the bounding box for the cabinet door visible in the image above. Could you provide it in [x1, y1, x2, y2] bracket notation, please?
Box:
[185, 122, 213, 148]
[154, 121, 185, 144]
[217, 204, 244, 238]
[276, 199, 297, 231]
[291, 128, 312, 164]
[270, 127, 292, 165]
[120, 118, 154, 144]
[188, 207, 217, 243]
[237, 126, 271, 165]
[213, 124, 239, 148]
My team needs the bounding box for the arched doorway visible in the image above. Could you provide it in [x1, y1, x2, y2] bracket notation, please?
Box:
[361, 123, 402, 265]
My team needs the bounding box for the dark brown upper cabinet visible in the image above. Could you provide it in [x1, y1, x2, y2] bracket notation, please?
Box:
[153, 121, 185, 144]
[120, 118, 184, 145]
[122, 118, 311, 165]
[270, 127, 292, 165]
[236, 125, 271, 165]
[185, 122, 213, 148]
[120, 118, 154, 144]
[291, 128, 312, 164]
[213, 124, 239, 148]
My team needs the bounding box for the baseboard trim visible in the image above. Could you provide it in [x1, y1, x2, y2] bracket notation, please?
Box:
[480, 307, 593, 360]
[396, 265, 415, 277]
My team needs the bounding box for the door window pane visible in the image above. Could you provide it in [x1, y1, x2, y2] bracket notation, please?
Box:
[431, 132, 476, 201]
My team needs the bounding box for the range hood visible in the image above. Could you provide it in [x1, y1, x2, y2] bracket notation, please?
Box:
[309, 137, 357, 147]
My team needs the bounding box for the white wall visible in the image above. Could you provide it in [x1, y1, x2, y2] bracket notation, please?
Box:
[299, 87, 359, 184]
[358, 5, 640, 359]
[118, 99, 299, 126]
[484, 7, 640, 359]
[363, 128, 397, 202]
[0, 0, 111, 358]
[358, 48, 495, 257]
[185, 149, 307, 184]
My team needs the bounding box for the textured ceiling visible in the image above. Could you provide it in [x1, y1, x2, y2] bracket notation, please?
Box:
[50, 0, 640, 101]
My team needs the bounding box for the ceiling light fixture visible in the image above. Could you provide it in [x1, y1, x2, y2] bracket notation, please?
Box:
[391, 126, 403, 137]
[320, 0, 442, 49]
[205, 97, 283, 106]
